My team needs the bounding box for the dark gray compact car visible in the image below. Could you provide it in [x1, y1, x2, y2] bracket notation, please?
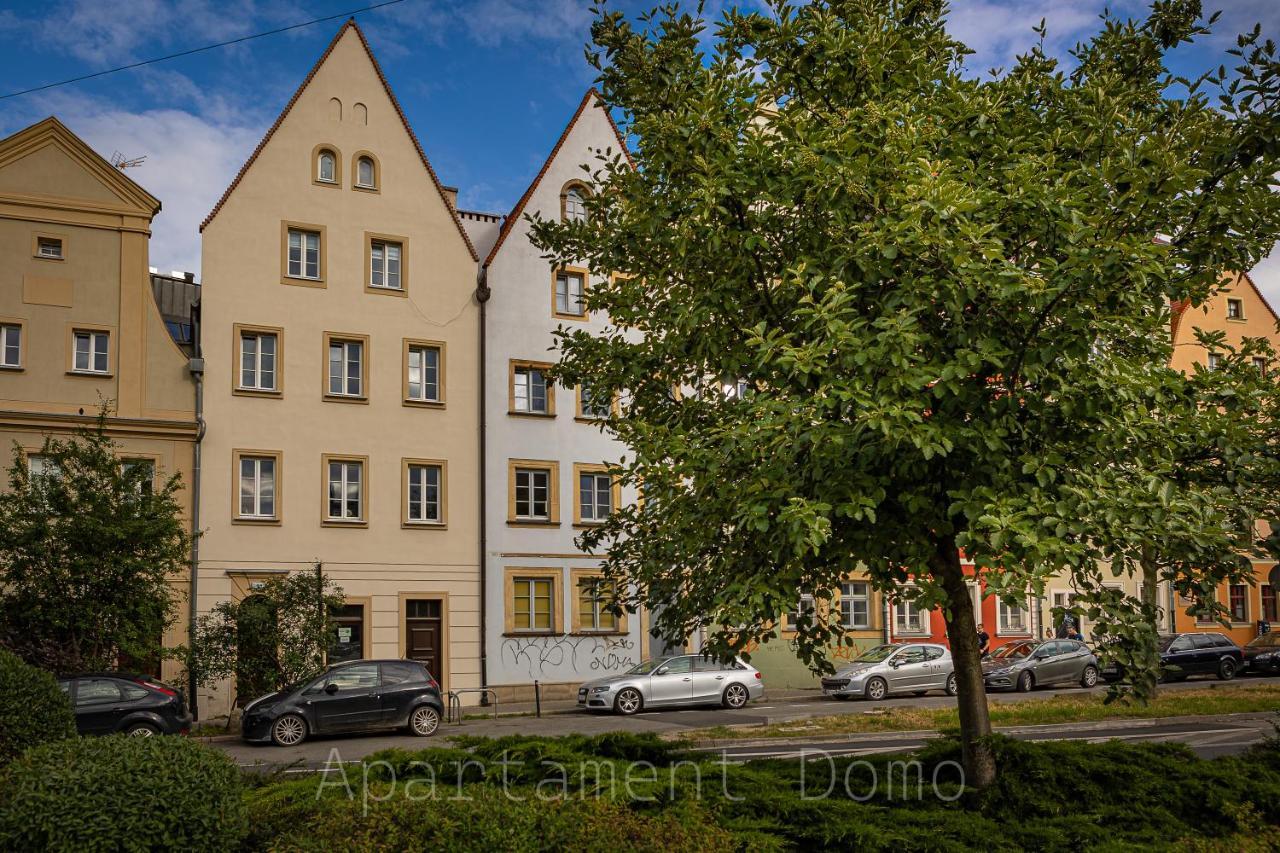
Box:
[240, 659, 444, 746]
[982, 639, 1099, 692]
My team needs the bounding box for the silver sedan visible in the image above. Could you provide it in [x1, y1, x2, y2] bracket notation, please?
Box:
[821, 643, 958, 700]
[577, 654, 764, 715]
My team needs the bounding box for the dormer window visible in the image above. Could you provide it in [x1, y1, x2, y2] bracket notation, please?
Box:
[562, 186, 587, 222]
[356, 155, 376, 189]
[318, 150, 336, 183]
[1227, 298, 1244, 320]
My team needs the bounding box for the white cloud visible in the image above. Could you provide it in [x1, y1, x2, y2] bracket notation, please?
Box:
[945, 0, 1118, 72]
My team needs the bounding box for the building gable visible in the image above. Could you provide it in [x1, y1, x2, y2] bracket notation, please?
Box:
[0, 117, 160, 214]
[200, 19, 476, 261]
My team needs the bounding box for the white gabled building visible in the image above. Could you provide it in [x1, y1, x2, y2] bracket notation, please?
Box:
[466, 90, 646, 702]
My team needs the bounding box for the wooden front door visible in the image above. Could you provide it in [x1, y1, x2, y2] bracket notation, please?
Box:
[405, 599, 443, 687]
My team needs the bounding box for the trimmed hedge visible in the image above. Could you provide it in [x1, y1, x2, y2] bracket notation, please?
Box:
[0, 648, 75, 763]
[0, 734, 247, 851]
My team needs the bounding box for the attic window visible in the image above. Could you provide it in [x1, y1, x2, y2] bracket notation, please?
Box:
[356, 156, 377, 189]
[1227, 298, 1244, 320]
[318, 150, 337, 183]
[562, 186, 587, 223]
[36, 236, 63, 259]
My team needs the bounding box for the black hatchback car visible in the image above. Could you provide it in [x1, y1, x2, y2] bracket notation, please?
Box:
[1103, 632, 1243, 682]
[57, 673, 192, 737]
[240, 659, 444, 746]
[1242, 632, 1280, 675]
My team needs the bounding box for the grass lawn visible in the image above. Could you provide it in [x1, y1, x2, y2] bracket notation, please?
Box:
[679, 682, 1280, 742]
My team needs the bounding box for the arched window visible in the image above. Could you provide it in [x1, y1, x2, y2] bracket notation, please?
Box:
[317, 150, 336, 183]
[356, 156, 376, 189]
[563, 186, 587, 222]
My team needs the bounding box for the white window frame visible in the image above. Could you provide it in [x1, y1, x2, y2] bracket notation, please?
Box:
[406, 463, 442, 524]
[407, 345, 440, 403]
[513, 366, 549, 414]
[0, 324, 20, 368]
[893, 597, 926, 635]
[328, 339, 364, 398]
[37, 236, 63, 259]
[577, 577, 617, 631]
[514, 467, 551, 520]
[356, 156, 376, 188]
[317, 151, 336, 183]
[1227, 298, 1244, 320]
[840, 581, 871, 630]
[578, 470, 613, 523]
[73, 330, 109, 374]
[563, 188, 587, 222]
[326, 459, 364, 522]
[512, 577, 553, 632]
[238, 456, 277, 519]
[239, 331, 278, 391]
[579, 384, 611, 420]
[370, 240, 402, 290]
[555, 271, 586, 317]
[997, 596, 1032, 635]
[787, 594, 816, 630]
[1208, 352, 1222, 371]
[27, 454, 60, 480]
[287, 228, 321, 280]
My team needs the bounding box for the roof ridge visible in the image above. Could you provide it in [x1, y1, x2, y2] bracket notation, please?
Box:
[483, 88, 632, 269]
[199, 20, 478, 262]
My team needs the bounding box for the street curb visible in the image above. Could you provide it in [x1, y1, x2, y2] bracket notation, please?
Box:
[677, 711, 1279, 750]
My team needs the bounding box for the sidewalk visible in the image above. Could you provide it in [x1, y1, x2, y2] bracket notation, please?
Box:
[466, 686, 824, 719]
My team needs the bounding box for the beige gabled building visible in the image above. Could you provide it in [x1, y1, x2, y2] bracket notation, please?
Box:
[0, 117, 197, 677]
[197, 20, 482, 715]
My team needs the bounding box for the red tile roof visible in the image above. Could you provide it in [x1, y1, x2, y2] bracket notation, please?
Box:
[199, 19, 478, 261]
[483, 88, 632, 269]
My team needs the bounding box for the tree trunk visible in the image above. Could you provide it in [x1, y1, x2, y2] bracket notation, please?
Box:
[930, 533, 997, 789]
[1139, 544, 1161, 699]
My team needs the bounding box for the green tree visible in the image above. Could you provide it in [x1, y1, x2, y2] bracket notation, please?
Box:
[185, 568, 344, 705]
[0, 414, 188, 673]
[531, 0, 1280, 786]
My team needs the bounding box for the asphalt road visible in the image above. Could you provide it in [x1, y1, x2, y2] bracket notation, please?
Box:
[215, 677, 1277, 773]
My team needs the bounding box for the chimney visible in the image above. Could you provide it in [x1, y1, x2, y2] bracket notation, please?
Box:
[184, 271, 196, 283]
[442, 185, 458, 210]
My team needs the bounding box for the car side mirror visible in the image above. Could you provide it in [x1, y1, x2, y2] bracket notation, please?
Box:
[654, 666, 670, 676]
[888, 660, 900, 669]
[324, 682, 339, 695]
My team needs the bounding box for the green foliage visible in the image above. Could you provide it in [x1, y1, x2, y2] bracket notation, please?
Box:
[241, 732, 1280, 852]
[0, 648, 75, 764]
[530, 0, 1280, 726]
[183, 569, 345, 702]
[0, 734, 247, 851]
[0, 412, 188, 673]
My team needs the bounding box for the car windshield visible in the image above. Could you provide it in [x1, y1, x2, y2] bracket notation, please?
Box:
[1157, 636, 1179, 651]
[624, 659, 667, 675]
[852, 645, 898, 663]
[1248, 633, 1280, 648]
[991, 642, 1035, 661]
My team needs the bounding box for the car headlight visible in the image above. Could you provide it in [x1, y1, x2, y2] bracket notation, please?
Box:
[987, 668, 1012, 677]
[590, 685, 612, 694]
[1257, 652, 1275, 662]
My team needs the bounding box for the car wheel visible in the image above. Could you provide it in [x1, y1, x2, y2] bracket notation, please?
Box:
[1080, 665, 1099, 688]
[125, 722, 158, 737]
[945, 673, 958, 696]
[1218, 658, 1237, 681]
[270, 713, 308, 747]
[722, 683, 749, 709]
[1016, 671, 1034, 693]
[864, 677, 888, 701]
[614, 687, 643, 715]
[409, 705, 440, 737]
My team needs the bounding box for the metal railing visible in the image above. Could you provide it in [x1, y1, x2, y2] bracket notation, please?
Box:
[446, 688, 500, 724]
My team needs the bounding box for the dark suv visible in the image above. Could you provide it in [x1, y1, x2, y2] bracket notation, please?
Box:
[240, 659, 444, 746]
[57, 673, 192, 737]
[1101, 632, 1244, 682]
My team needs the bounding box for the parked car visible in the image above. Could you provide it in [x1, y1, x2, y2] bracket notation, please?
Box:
[981, 639, 1099, 692]
[1101, 632, 1243, 683]
[240, 659, 444, 746]
[1242, 632, 1280, 675]
[820, 643, 957, 701]
[577, 654, 763, 714]
[56, 673, 192, 737]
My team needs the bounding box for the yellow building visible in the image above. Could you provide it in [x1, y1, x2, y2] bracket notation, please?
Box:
[1169, 271, 1280, 643]
[0, 117, 198, 677]
[197, 21, 482, 715]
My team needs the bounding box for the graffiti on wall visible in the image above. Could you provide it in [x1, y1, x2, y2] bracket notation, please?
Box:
[500, 634, 637, 679]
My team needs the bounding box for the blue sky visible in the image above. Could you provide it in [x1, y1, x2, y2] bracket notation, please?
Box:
[0, 0, 1277, 299]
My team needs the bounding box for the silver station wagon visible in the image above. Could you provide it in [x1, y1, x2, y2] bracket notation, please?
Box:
[578, 654, 764, 715]
[821, 643, 958, 700]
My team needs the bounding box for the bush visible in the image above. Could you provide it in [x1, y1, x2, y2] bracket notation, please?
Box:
[0, 648, 75, 763]
[0, 734, 247, 851]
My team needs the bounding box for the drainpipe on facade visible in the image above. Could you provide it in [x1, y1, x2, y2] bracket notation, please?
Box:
[187, 307, 205, 721]
[882, 597, 891, 645]
[476, 268, 491, 701]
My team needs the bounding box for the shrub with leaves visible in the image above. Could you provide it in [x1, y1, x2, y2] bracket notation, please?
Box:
[0, 734, 247, 851]
[0, 649, 75, 764]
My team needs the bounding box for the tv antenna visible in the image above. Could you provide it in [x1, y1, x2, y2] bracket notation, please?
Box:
[110, 151, 146, 170]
